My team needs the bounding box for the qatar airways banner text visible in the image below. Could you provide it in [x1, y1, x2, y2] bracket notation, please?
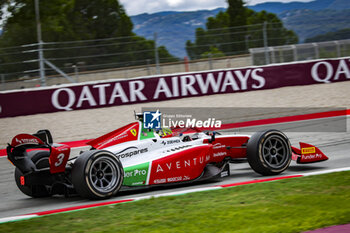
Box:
[0, 57, 349, 118]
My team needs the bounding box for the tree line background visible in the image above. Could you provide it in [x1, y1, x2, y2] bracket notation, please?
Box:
[0, 0, 298, 80]
[186, 0, 298, 59]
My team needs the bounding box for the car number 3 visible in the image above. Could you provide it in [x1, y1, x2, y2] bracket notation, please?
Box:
[55, 153, 65, 167]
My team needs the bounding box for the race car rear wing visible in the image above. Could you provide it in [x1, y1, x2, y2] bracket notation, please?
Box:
[7, 130, 70, 175]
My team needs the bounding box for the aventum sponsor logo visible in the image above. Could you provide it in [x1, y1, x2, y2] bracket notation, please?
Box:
[155, 154, 211, 173]
[115, 146, 148, 159]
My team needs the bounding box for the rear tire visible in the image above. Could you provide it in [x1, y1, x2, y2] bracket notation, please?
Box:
[14, 151, 51, 198]
[71, 150, 123, 199]
[247, 130, 292, 176]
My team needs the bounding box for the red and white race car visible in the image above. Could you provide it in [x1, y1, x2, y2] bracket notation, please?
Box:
[7, 113, 328, 199]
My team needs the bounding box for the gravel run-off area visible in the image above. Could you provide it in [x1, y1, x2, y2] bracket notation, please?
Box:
[0, 81, 349, 148]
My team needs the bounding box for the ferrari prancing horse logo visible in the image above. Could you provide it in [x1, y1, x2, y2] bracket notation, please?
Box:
[130, 129, 137, 137]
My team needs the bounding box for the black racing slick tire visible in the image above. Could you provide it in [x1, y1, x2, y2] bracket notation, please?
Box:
[71, 150, 124, 200]
[14, 151, 51, 198]
[247, 129, 292, 176]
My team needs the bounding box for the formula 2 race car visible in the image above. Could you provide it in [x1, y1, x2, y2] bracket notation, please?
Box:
[7, 113, 328, 199]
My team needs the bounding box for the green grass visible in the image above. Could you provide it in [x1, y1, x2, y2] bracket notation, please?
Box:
[1, 171, 350, 233]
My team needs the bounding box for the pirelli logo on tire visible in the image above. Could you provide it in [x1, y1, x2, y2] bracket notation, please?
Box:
[301, 147, 316, 154]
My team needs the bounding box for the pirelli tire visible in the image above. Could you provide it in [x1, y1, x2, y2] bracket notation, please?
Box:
[14, 151, 51, 198]
[247, 129, 292, 176]
[71, 150, 124, 199]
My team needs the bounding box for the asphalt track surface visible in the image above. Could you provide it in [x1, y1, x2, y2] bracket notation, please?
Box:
[0, 116, 349, 219]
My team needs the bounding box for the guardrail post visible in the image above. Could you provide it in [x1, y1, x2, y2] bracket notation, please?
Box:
[154, 32, 160, 75]
[146, 59, 151, 75]
[312, 43, 319, 59]
[209, 53, 213, 70]
[291, 45, 298, 61]
[334, 41, 341, 57]
[35, 0, 46, 87]
[73, 65, 79, 82]
[184, 56, 189, 72]
[263, 21, 270, 65]
[279, 48, 284, 63]
[249, 48, 254, 66]
[271, 47, 275, 64]
[0, 74, 4, 91]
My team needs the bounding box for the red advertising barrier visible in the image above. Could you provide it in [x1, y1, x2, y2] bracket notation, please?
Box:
[0, 57, 349, 118]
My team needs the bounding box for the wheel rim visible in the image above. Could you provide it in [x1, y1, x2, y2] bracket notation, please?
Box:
[89, 156, 119, 193]
[262, 135, 289, 169]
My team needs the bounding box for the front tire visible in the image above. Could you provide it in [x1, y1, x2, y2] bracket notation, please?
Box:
[247, 130, 292, 176]
[71, 150, 124, 199]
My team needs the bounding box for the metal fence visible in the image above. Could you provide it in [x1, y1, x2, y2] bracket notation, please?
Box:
[1, 38, 350, 91]
[0, 55, 251, 91]
[0, 22, 296, 91]
[250, 39, 350, 66]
